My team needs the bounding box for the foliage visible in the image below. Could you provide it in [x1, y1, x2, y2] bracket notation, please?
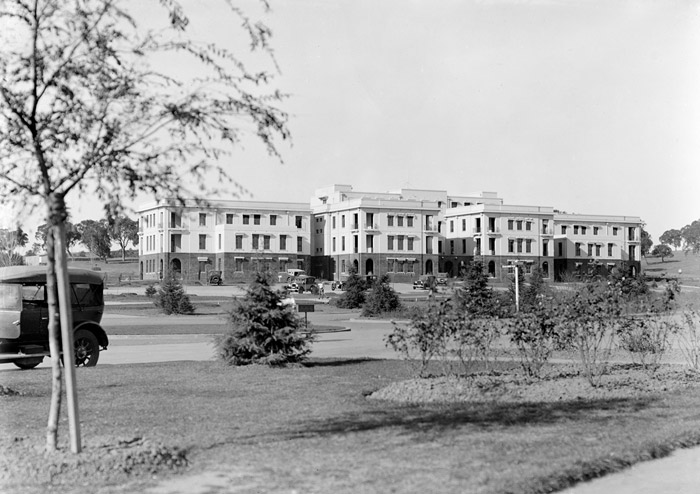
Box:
[651, 244, 674, 262]
[35, 222, 81, 255]
[361, 274, 402, 317]
[677, 309, 700, 372]
[214, 273, 313, 366]
[608, 265, 649, 299]
[0, 227, 26, 266]
[145, 284, 157, 298]
[681, 219, 700, 254]
[335, 267, 367, 309]
[452, 260, 497, 316]
[505, 296, 562, 378]
[659, 229, 682, 250]
[154, 274, 194, 315]
[617, 313, 676, 374]
[640, 228, 653, 257]
[107, 215, 139, 261]
[557, 282, 623, 386]
[76, 219, 111, 261]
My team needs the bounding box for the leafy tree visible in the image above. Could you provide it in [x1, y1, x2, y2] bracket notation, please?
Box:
[76, 219, 111, 262]
[640, 228, 653, 257]
[107, 215, 139, 261]
[362, 274, 402, 316]
[154, 273, 194, 315]
[659, 229, 682, 250]
[214, 273, 313, 366]
[0, 0, 288, 453]
[35, 222, 81, 256]
[681, 220, 700, 254]
[651, 244, 673, 262]
[0, 227, 26, 266]
[335, 267, 367, 309]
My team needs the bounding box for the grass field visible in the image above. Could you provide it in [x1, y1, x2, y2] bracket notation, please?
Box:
[3, 360, 700, 494]
[643, 251, 700, 286]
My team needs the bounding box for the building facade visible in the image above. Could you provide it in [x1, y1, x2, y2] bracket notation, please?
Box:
[138, 199, 311, 282]
[137, 185, 643, 283]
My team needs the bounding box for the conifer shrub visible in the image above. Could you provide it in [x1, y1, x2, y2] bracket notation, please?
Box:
[145, 283, 157, 298]
[154, 274, 194, 315]
[214, 272, 314, 366]
[362, 274, 402, 316]
[335, 267, 367, 309]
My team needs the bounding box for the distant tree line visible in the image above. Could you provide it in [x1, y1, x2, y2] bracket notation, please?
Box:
[659, 219, 700, 255]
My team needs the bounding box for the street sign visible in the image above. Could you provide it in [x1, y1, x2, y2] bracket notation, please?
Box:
[297, 304, 315, 313]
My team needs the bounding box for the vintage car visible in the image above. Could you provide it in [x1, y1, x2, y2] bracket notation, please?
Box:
[287, 275, 319, 294]
[0, 266, 109, 369]
[413, 274, 436, 290]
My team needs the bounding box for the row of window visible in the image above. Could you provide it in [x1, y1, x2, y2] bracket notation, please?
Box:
[329, 213, 421, 229]
[197, 234, 304, 252]
[573, 242, 616, 257]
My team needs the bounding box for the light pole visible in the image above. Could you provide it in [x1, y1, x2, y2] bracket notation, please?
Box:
[502, 262, 520, 312]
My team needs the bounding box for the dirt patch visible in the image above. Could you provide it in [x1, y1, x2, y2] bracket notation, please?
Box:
[0, 436, 188, 490]
[368, 364, 700, 404]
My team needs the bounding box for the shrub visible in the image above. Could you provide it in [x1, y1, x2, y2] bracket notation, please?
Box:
[362, 275, 402, 316]
[214, 272, 313, 366]
[154, 274, 194, 315]
[335, 267, 366, 309]
[677, 309, 700, 372]
[145, 283, 157, 298]
[505, 296, 562, 378]
[617, 314, 676, 374]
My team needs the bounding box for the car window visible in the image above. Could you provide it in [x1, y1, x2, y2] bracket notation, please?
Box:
[0, 284, 22, 310]
[70, 283, 103, 307]
[22, 284, 45, 302]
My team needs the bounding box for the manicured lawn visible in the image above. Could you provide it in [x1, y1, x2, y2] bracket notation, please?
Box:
[2, 359, 700, 494]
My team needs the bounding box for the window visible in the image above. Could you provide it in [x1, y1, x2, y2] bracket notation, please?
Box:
[398, 235, 404, 250]
[462, 239, 466, 253]
[235, 235, 243, 249]
[508, 239, 514, 253]
[526, 222, 531, 231]
[218, 234, 222, 249]
[387, 215, 394, 227]
[199, 213, 206, 226]
[508, 219, 514, 230]
[516, 220, 523, 231]
[593, 227, 599, 235]
[407, 216, 413, 227]
[613, 227, 619, 235]
[475, 238, 481, 255]
[517, 239, 523, 253]
[407, 237, 414, 250]
[608, 243, 614, 256]
[387, 259, 395, 272]
[387, 236, 394, 250]
[574, 225, 579, 235]
[450, 220, 454, 233]
[526, 239, 532, 253]
[575, 242, 581, 256]
[280, 235, 287, 250]
[295, 216, 303, 228]
[588, 244, 593, 256]
[342, 236, 346, 251]
[438, 221, 442, 233]
[242, 214, 250, 225]
[341, 215, 345, 228]
[581, 226, 587, 235]
[332, 237, 336, 252]
[332, 216, 336, 229]
[226, 214, 234, 224]
[542, 241, 549, 257]
[397, 216, 404, 227]
[561, 225, 567, 234]
[252, 234, 259, 249]
[341, 259, 346, 273]
[595, 244, 601, 256]
[558, 242, 563, 256]
[199, 234, 206, 250]
[542, 220, 549, 234]
[253, 214, 261, 225]
[474, 218, 481, 233]
[270, 215, 277, 226]
[263, 235, 270, 250]
[297, 236, 303, 252]
[366, 212, 374, 226]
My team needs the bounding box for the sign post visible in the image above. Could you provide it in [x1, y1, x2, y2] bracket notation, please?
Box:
[297, 304, 315, 328]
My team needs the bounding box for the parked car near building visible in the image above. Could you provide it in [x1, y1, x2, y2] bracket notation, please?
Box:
[0, 266, 109, 369]
[413, 274, 436, 290]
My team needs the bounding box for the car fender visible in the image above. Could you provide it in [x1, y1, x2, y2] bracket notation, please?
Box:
[74, 321, 109, 349]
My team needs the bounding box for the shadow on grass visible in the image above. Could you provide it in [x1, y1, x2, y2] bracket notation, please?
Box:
[290, 395, 658, 437]
[304, 357, 382, 367]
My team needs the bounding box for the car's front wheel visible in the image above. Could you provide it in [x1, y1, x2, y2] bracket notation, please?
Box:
[74, 329, 100, 367]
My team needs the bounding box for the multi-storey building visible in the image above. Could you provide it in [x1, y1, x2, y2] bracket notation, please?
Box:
[138, 199, 311, 282]
[553, 213, 642, 279]
[309, 185, 503, 282]
[137, 185, 643, 283]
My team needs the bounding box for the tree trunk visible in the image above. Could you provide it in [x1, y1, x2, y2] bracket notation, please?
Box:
[44, 228, 62, 452]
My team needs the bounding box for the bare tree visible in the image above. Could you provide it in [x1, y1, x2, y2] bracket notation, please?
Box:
[0, 0, 288, 453]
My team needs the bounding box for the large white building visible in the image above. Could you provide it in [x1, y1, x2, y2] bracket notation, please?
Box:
[137, 185, 643, 283]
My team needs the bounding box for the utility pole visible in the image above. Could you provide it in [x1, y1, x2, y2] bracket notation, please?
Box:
[502, 263, 520, 313]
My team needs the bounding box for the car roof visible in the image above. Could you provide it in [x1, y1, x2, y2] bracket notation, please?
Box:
[0, 265, 104, 284]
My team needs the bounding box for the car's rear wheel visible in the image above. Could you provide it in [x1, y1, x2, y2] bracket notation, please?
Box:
[14, 357, 44, 370]
[74, 329, 100, 367]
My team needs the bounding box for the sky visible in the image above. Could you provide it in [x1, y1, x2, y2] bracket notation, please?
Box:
[3, 0, 699, 244]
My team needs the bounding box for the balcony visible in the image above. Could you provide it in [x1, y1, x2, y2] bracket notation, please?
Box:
[425, 224, 437, 232]
[364, 223, 380, 231]
[486, 227, 501, 236]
